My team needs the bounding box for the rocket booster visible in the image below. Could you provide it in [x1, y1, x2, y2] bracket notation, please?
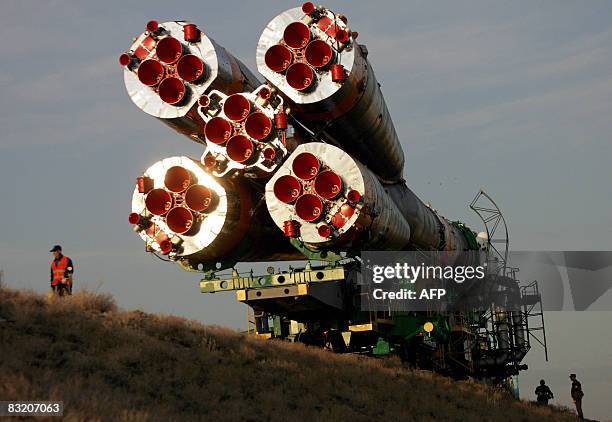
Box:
[129, 156, 302, 269]
[120, 20, 260, 143]
[256, 5, 405, 181]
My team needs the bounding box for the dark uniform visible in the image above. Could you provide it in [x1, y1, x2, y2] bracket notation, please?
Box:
[535, 382, 553, 405]
[570, 375, 584, 419]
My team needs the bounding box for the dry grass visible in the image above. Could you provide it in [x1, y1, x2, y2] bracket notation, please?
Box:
[0, 288, 577, 421]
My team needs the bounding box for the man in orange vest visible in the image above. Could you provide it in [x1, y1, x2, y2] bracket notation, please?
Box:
[50, 245, 74, 296]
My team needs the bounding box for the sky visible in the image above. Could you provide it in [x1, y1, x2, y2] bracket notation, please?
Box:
[1, 0, 611, 419]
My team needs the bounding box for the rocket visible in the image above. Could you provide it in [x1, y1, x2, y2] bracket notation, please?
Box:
[121, 5, 479, 271]
[117, 5, 540, 382]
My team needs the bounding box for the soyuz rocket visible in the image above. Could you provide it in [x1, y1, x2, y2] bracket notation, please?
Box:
[117, 4, 541, 381]
[121, 3, 481, 270]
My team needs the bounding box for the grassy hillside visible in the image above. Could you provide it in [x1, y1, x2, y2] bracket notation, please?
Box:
[0, 288, 576, 421]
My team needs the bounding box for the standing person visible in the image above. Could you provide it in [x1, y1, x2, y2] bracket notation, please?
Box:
[569, 373, 584, 419]
[535, 379, 554, 405]
[50, 245, 74, 296]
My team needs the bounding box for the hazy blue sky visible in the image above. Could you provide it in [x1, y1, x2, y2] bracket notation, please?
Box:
[1, 0, 611, 419]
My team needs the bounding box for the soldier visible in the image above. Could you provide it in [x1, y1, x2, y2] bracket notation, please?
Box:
[569, 373, 584, 419]
[534, 379, 554, 405]
[50, 245, 74, 296]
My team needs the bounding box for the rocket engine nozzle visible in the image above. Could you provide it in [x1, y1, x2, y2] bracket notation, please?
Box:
[305, 40, 333, 68]
[314, 170, 342, 199]
[223, 94, 251, 122]
[137, 60, 165, 86]
[292, 152, 320, 180]
[164, 166, 191, 193]
[244, 112, 272, 140]
[146, 20, 159, 33]
[273, 175, 302, 204]
[158, 77, 186, 105]
[119, 53, 132, 67]
[184, 184, 212, 212]
[283, 21, 311, 49]
[166, 206, 194, 234]
[158, 238, 174, 255]
[145, 189, 173, 216]
[285, 63, 314, 91]
[347, 189, 361, 204]
[205, 117, 233, 144]
[176, 54, 205, 82]
[295, 193, 324, 222]
[156, 36, 183, 64]
[301, 2, 315, 14]
[128, 212, 142, 225]
[226, 135, 254, 163]
[265, 45, 293, 72]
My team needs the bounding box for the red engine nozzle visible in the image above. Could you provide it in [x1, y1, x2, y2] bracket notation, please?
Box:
[146, 20, 159, 33]
[273, 175, 302, 204]
[283, 21, 311, 49]
[204, 117, 233, 144]
[314, 170, 343, 199]
[244, 112, 272, 140]
[156, 36, 183, 64]
[159, 238, 174, 254]
[258, 86, 272, 100]
[223, 94, 251, 122]
[317, 224, 332, 238]
[263, 147, 276, 161]
[145, 189, 173, 216]
[128, 212, 142, 225]
[137, 59, 165, 86]
[305, 40, 333, 68]
[119, 53, 132, 67]
[164, 166, 191, 193]
[347, 189, 362, 203]
[198, 95, 210, 107]
[158, 77, 186, 105]
[336, 29, 349, 43]
[286, 63, 315, 91]
[292, 152, 320, 180]
[176, 54, 205, 82]
[226, 135, 254, 163]
[265, 45, 293, 72]
[185, 184, 212, 212]
[295, 194, 324, 222]
[302, 2, 315, 14]
[166, 206, 194, 234]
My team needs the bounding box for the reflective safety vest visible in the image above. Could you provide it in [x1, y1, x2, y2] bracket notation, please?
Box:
[51, 256, 69, 286]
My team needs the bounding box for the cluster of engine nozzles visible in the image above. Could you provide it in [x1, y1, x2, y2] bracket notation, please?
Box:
[124, 5, 422, 258]
[130, 166, 214, 253]
[273, 152, 361, 238]
[120, 20, 205, 105]
[203, 91, 283, 164]
[264, 2, 349, 90]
